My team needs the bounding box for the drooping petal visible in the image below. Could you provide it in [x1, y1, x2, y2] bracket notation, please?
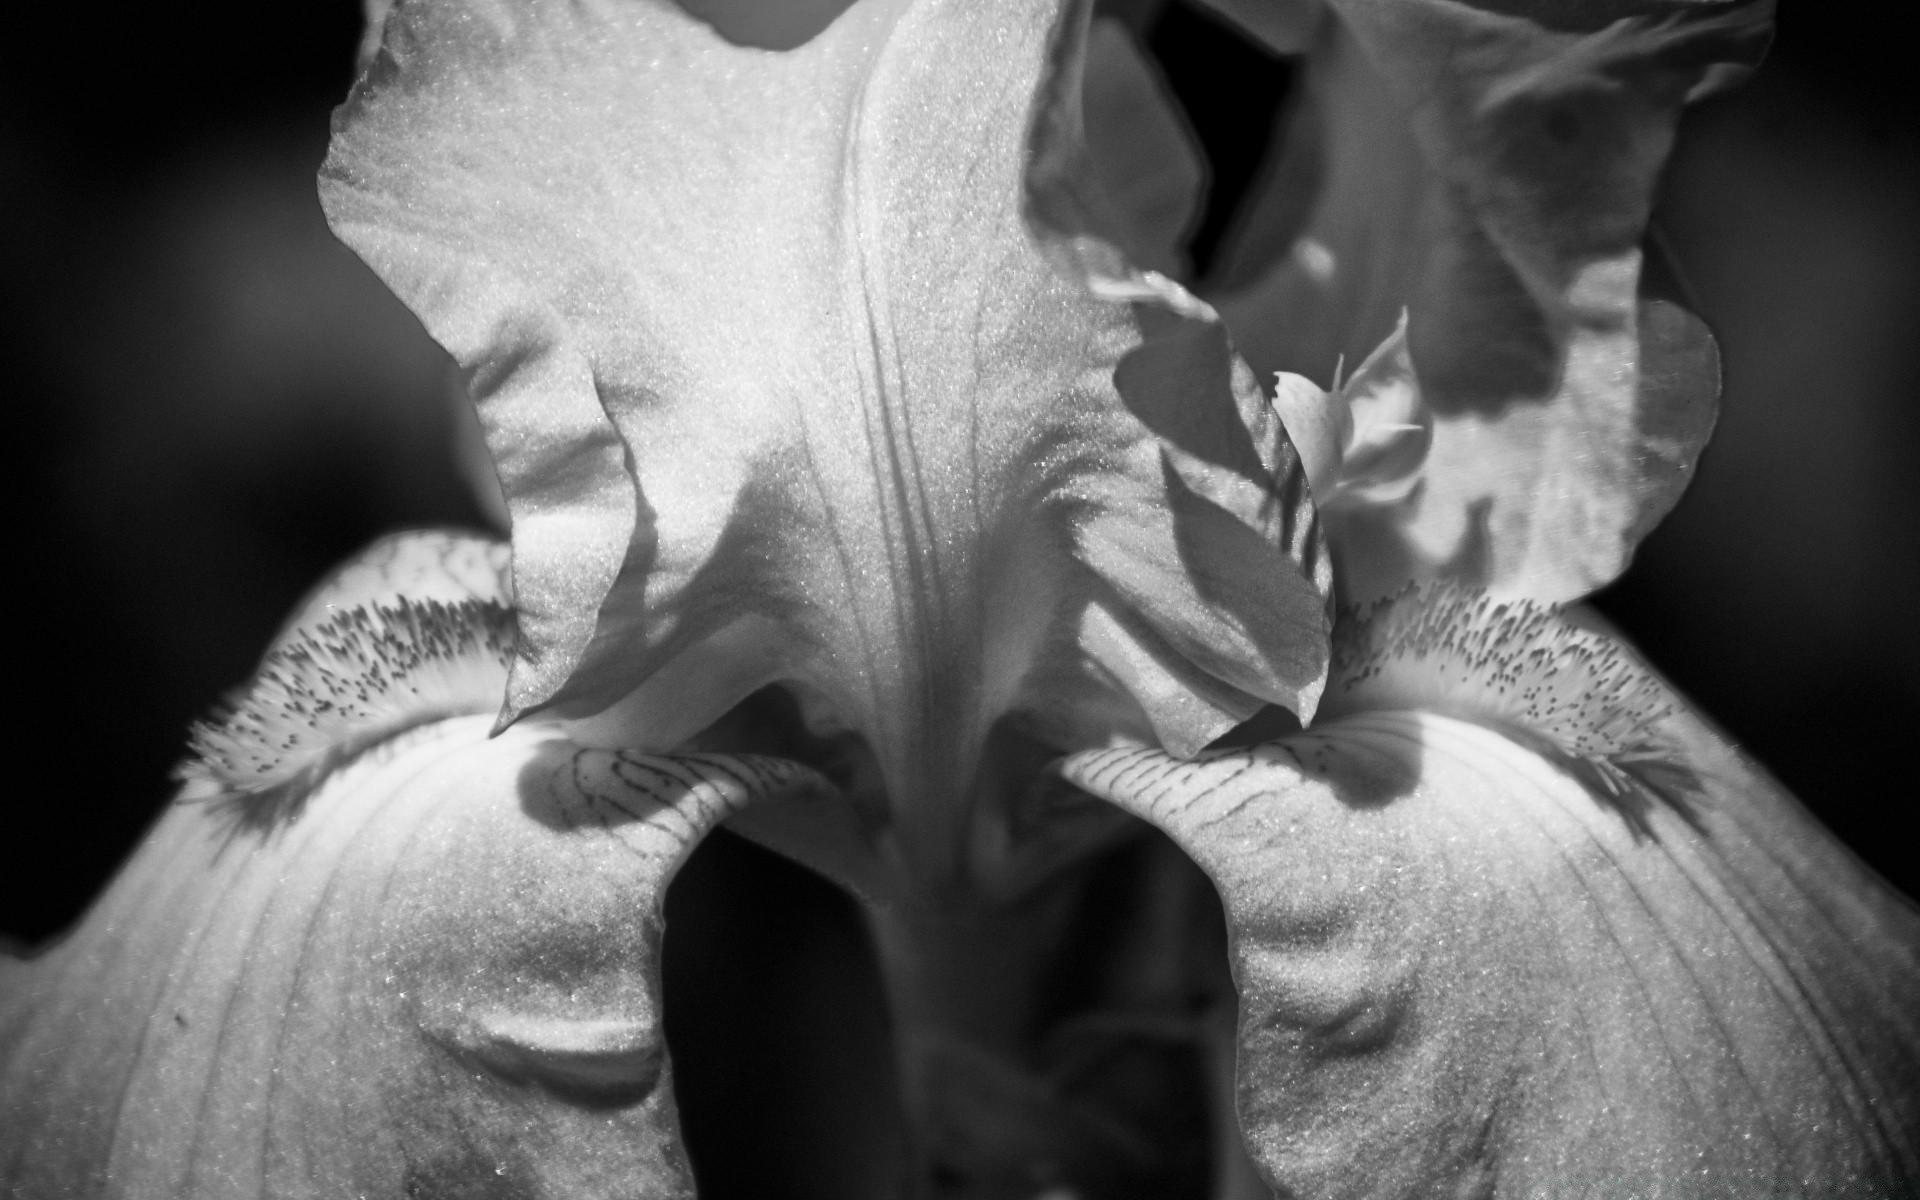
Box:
[1212, 0, 1770, 603]
[0, 718, 833, 1199]
[321, 0, 1330, 885]
[0, 527, 843, 1198]
[1062, 593, 1920, 1196]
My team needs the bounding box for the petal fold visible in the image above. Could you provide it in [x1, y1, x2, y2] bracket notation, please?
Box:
[1062, 605, 1920, 1196]
[1215, 0, 1770, 603]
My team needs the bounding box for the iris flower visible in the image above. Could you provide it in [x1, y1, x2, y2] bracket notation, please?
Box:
[3, 0, 1915, 1195]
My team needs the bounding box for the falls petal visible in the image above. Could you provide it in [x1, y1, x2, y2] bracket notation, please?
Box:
[2, 530, 837, 1196]
[1063, 608, 1920, 1196]
[0, 718, 831, 1198]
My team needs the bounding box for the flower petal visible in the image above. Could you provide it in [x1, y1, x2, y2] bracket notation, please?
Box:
[321, 0, 1330, 885]
[177, 529, 515, 801]
[0, 717, 833, 1198]
[1062, 602, 1920, 1194]
[3, 530, 841, 1195]
[1214, 0, 1771, 603]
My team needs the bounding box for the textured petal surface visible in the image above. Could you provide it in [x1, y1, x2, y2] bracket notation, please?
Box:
[321, 0, 1329, 885]
[1215, 0, 1770, 603]
[1063, 598, 1920, 1197]
[1, 531, 835, 1195]
[0, 718, 832, 1198]
[177, 528, 515, 800]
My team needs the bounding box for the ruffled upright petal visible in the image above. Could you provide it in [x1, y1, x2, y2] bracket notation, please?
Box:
[1215, 0, 1769, 602]
[321, 0, 1330, 883]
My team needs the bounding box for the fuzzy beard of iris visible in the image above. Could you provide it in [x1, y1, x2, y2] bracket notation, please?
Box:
[1326, 584, 1697, 832]
[176, 598, 516, 803]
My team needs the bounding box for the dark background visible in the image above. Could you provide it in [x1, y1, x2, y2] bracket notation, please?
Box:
[1, 0, 1914, 1192]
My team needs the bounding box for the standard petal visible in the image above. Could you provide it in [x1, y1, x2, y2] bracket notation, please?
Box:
[1213, 0, 1769, 603]
[0, 716, 832, 1198]
[322, 0, 1330, 886]
[1062, 604, 1920, 1196]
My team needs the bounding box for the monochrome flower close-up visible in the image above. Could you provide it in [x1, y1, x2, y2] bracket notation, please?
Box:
[2, 0, 1915, 1196]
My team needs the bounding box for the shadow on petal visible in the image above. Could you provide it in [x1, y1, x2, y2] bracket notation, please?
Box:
[1063, 615, 1920, 1196]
